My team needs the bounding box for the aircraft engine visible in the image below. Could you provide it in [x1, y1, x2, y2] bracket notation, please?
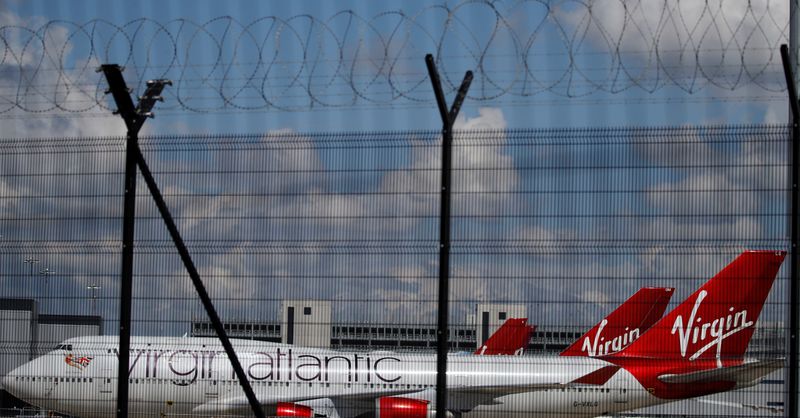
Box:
[375, 397, 453, 418]
[271, 402, 314, 417]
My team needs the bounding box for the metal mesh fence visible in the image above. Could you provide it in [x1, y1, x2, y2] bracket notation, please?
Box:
[0, 125, 792, 417]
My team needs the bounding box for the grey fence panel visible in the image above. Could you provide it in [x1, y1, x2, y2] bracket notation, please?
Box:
[0, 125, 791, 417]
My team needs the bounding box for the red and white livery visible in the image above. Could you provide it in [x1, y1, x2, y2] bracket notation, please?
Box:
[3, 251, 786, 418]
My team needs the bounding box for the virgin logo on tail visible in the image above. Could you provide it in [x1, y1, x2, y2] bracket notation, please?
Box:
[560, 287, 672, 358]
[581, 319, 641, 357]
[610, 251, 785, 368]
[671, 290, 753, 365]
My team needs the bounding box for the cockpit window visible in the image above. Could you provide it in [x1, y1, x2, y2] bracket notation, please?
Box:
[54, 344, 73, 351]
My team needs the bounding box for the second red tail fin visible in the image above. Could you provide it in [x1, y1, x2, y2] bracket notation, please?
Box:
[560, 287, 674, 357]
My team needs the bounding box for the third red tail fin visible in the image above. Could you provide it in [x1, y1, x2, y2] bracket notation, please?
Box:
[475, 318, 533, 355]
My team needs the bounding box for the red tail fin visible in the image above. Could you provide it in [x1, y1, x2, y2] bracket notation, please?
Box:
[475, 318, 533, 355]
[614, 251, 785, 364]
[560, 287, 674, 357]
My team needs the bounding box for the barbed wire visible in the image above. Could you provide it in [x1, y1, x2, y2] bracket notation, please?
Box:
[0, 0, 790, 114]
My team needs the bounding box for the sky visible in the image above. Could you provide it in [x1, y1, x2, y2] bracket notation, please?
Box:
[0, 0, 791, 134]
[0, 0, 794, 356]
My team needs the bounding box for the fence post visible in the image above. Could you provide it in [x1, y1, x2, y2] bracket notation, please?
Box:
[99, 66, 265, 418]
[780, 44, 800, 418]
[425, 54, 472, 418]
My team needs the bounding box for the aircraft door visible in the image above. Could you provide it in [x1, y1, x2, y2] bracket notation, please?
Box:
[39, 376, 56, 399]
[99, 368, 114, 396]
[613, 387, 629, 407]
[204, 370, 220, 399]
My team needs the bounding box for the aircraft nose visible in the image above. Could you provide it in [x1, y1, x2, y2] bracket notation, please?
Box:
[2, 367, 21, 397]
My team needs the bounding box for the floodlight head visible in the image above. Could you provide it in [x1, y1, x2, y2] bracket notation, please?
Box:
[146, 79, 172, 87]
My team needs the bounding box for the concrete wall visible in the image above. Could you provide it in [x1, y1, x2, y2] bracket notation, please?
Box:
[281, 300, 331, 348]
[475, 303, 526, 346]
[0, 300, 36, 390]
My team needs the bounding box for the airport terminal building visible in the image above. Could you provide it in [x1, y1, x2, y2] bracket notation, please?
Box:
[188, 300, 583, 353]
[0, 299, 102, 410]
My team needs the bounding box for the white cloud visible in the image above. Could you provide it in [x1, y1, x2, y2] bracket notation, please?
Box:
[0, 178, 19, 211]
[558, 0, 788, 92]
[0, 10, 124, 137]
[580, 289, 609, 305]
[144, 107, 542, 324]
[646, 172, 758, 215]
[375, 106, 517, 219]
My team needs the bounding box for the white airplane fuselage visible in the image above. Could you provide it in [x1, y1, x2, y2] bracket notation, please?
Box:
[4, 336, 669, 418]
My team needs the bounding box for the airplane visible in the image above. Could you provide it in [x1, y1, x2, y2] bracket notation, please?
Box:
[560, 287, 674, 357]
[2, 250, 786, 418]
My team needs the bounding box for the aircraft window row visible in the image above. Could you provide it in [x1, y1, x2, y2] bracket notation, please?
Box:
[210, 323, 277, 332]
[200, 323, 280, 332]
[552, 387, 626, 394]
[335, 327, 452, 336]
[226, 381, 432, 390]
[15, 376, 93, 383]
[112, 377, 433, 392]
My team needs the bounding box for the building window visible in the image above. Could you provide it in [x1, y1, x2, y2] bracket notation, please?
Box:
[499, 312, 507, 320]
[304, 307, 312, 315]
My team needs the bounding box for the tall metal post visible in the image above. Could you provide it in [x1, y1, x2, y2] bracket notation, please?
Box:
[789, 7, 800, 413]
[780, 44, 800, 418]
[425, 54, 472, 418]
[791, 0, 799, 89]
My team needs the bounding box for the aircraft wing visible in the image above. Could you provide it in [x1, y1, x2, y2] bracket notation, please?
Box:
[192, 384, 561, 417]
[193, 366, 618, 417]
[695, 398, 783, 414]
[657, 359, 783, 385]
[192, 387, 403, 416]
[325, 382, 575, 416]
[324, 379, 599, 415]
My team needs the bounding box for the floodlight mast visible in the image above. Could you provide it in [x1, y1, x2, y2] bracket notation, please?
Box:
[98, 64, 170, 418]
[98, 65, 265, 418]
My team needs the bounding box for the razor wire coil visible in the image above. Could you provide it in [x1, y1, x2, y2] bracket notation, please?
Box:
[0, 0, 791, 115]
